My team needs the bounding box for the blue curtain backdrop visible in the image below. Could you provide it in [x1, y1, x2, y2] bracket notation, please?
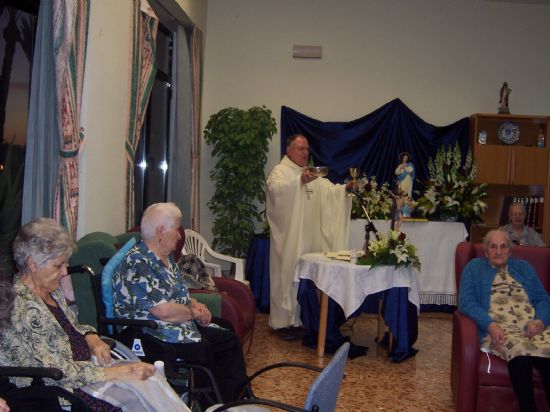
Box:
[280, 98, 470, 191]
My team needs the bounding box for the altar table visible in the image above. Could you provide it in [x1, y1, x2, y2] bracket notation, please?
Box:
[294, 253, 420, 361]
[349, 219, 468, 306]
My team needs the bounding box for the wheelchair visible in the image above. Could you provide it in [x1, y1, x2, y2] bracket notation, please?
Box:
[0, 335, 139, 411]
[71, 263, 227, 409]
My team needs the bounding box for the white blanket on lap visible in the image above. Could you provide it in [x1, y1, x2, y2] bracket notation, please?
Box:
[81, 370, 189, 412]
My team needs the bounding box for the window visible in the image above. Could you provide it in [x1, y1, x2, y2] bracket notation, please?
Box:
[134, 24, 173, 221]
[133, 0, 194, 227]
[0, 0, 38, 275]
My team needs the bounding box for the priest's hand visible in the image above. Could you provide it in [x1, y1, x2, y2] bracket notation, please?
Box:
[345, 181, 357, 193]
[301, 169, 318, 184]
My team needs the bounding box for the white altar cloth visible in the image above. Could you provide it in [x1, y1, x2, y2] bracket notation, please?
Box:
[349, 219, 468, 305]
[293, 253, 420, 317]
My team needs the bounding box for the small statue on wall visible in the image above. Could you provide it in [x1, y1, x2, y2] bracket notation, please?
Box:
[498, 82, 511, 114]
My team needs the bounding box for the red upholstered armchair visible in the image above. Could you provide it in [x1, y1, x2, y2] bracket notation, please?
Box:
[451, 241, 550, 412]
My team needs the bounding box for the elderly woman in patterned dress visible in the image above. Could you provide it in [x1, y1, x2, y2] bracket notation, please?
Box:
[459, 229, 550, 412]
[0, 218, 160, 411]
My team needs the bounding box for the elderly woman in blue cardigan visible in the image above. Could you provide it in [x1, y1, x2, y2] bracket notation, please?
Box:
[459, 229, 550, 412]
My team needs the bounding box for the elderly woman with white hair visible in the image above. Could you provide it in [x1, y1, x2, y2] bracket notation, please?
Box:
[112, 202, 249, 406]
[500, 202, 546, 247]
[0, 218, 188, 411]
[459, 229, 550, 411]
[0, 278, 65, 411]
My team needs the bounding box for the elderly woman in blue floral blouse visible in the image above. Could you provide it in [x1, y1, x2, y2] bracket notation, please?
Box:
[0, 218, 180, 411]
[112, 202, 249, 405]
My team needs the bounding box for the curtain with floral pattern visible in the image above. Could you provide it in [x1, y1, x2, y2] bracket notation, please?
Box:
[52, 0, 89, 239]
[124, 0, 158, 229]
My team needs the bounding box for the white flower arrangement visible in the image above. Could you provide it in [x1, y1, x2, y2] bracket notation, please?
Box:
[358, 230, 421, 271]
[351, 175, 393, 220]
[415, 143, 487, 222]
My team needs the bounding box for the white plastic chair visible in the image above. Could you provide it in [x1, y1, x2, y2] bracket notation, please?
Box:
[182, 229, 246, 283]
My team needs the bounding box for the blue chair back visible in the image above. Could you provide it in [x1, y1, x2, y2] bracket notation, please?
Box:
[101, 237, 137, 334]
[303, 342, 349, 412]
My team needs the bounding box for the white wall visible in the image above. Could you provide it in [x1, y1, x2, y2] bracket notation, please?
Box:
[175, 0, 208, 31]
[78, 0, 133, 237]
[200, 0, 550, 242]
[78, 0, 208, 237]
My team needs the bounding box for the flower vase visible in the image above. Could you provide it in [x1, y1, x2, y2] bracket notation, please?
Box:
[440, 213, 458, 222]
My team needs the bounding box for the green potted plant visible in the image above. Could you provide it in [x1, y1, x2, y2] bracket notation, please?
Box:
[204, 106, 277, 257]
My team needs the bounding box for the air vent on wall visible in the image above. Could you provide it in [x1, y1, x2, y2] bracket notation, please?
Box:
[292, 45, 322, 59]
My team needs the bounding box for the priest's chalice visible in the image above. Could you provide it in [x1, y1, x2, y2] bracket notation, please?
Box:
[307, 166, 329, 178]
[349, 167, 360, 183]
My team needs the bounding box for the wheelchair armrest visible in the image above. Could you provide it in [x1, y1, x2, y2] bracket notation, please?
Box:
[101, 337, 116, 350]
[68, 264, 95, 276]
[0, 366, 63, 381]
[99, 316, 158, 329]
[0, 367, 91, 411]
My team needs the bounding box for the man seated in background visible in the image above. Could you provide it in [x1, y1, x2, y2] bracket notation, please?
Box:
[500, 202, 546, 247]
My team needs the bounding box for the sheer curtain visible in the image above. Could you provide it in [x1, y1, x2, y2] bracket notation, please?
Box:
[190, 27, 203, 231]
[124, 0, 159, 230]
[22, 0, 59, 224]
[166, 25, 192, 229]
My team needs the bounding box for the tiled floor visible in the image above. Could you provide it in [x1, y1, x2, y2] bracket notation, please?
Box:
[244, 312, 454, 411]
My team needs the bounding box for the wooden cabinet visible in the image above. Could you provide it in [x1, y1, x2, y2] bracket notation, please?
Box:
[475, 145, 548, 185]
[470, 113, 550, 244]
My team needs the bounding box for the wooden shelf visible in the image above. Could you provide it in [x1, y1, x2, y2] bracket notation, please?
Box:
[471, 113, 550, 245]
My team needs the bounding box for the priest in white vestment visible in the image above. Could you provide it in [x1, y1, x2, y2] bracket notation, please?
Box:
[266, 134, 352, 329]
